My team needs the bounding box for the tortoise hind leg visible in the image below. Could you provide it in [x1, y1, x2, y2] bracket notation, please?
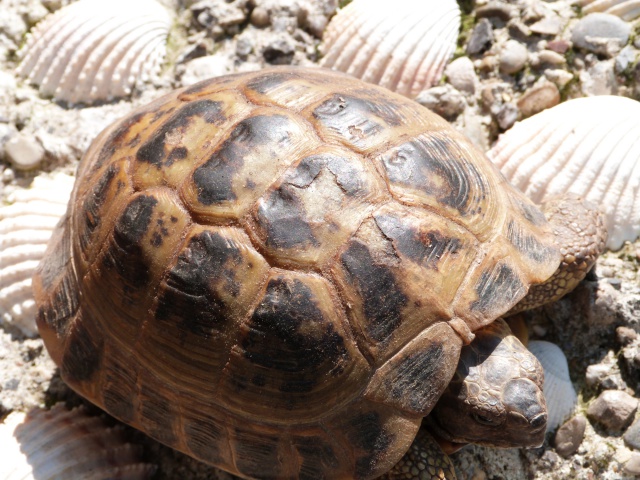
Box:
[509, 193, 607, 314]
[381, 428, 457, 480]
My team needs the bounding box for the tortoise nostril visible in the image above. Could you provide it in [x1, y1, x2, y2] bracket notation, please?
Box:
[530, 412, 547, 429]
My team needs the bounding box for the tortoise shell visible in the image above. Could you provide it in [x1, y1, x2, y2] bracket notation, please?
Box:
[34, 67, 561, 479]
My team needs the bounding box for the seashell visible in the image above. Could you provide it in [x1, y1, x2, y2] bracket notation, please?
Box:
[528, 341, 577, 432]
[319, 0, 460, 98]
[16, 0, 172, 104]
[488, 95, 640, 250]
[0, 403, 156, 480]
[578, 0, 640, 21]
[0, 172, 74, 336]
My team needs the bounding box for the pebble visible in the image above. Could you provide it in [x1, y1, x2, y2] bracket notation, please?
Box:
[571, 13, 631, 57]
[499, 40, 528, 74]
[580, 61, 617, 96]
[546, 39, 570, 54]
[415, 85, 466, 121]
[516, 81, 559, 118]
[467, 18, 494, 55]
[180, 55, 232, 86]
[444, 57, 479, 95]
[262, 37, 295, 64]
[4, 132, 45, 170]
[625, 453, 640, 476]
[536, 50, 566, 66]
[529, 14, 564, 36]
[586, 357, 627, 390]
[544, 69, 573, 88]
[495, 102, 518, 130]
[554, 415, 587, 458]
[250, 6, 270, 27]
[615, 45, 638, 74]
[475, 1, 515, 21]
[617, 327, 638, 346]
[587, 390, 638, 432]
[624, 418, 640, 450]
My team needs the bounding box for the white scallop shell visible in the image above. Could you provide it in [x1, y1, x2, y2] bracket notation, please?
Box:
[16, 0, 172, 104]
[488, 95, 640, 250]
[319, 0, 460, 98]
[578, 0, 640, 21]
[528, 341, 578, 432]
[0, 403, 156, 480]
[0, 173, 74, 336]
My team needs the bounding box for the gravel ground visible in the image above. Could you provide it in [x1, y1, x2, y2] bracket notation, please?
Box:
[1, 0, 640, 479]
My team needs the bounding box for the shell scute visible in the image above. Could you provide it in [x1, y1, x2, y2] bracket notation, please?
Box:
[219, 271, 369, 423]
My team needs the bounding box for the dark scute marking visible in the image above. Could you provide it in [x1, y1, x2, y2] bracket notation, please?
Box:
[313, 94, 402, 128]
[507, 220, 555, 263]
[136, 100, 224, 167]
[102, 361, 136, 422]
[245, 71, 297, 94]
[516, 198, 547, 226]
[37, 216, 71, 290]
[193, 114, 292, 205]
[103, 195, 157, 288]
[94, 111, 147, 170]
[286, 156, 323, 188]
[243, 277, 348, 392]
[184, 417, 225, 465]
[387, 342, 447, 413]
[340, 241, 407, 343]
[234, 431, 281, 478]
[257, 187, 318, 249]
[285, 153, 365, 196]
[296, 436, 340, 479]
[155, 231, 243, 337]
[471, 263, 525, 316]
[382, 135, 486, 214]
[375, 214, 462, 269]
[82, 163, 119, 236]
[61, 318, 103, 383]
[37, 268, 79, 335]
[345, 412, 393, 478]
[140, 386, 177, 445]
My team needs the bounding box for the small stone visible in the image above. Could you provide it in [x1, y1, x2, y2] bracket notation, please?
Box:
[262, 37, 295, 65]
[537, 50, 566, 66]
[615, 45, 638, 74]
[625, 453, 640, 476]
[554, 415, 587, 458]
[544, 69, 574, 88]
[586, 360, 626, 390]
[444, 57, 479, 95]
[4, 133, 45, 170]
[624, 418, 640, 450]
[547, 40, 571, 54]
[467, 18, 494, 55]
[617, 326, 638, 346]
[572, 13, 631, 57]
[499, 40, 528, 74]
[530, 14, 564, 36]
[180, 55, 232, 87]
[250, 6, 270, 27]
[476, 1, 515, 21]
[587, 390, 638, 432]
[415, 85, 466, 121]
[508, 20, 531, 41]
[496, 103, 518, 130]
[580, 61, 617, 96]
[516, 81, 560, 118]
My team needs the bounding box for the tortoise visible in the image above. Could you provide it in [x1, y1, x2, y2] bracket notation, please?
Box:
[33, 67, 606, 479]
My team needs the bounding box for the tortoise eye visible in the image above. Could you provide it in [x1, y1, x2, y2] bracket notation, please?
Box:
[472, 413, 500, 426]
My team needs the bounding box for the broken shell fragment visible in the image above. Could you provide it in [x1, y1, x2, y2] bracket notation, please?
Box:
[16, 0, 172, 104]
[0, 403, 156, 480]
[0, 173, 74, 336]
[488, 95, 640, 250]
[528, 341, 578, 432]
[578, 0, 640, 21]
[319, 0, 460, 98]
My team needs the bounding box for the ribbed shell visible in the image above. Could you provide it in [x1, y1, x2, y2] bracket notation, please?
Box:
[33, 67, 561, 479]
[488, 95, 640, 250]
[0, 403, 156, 480]
[16, 0, 172, 104]
[319, 0, 460, 98]
[528, 341, 577, 432]
[578, 0, 640, 20]
[0, 173, 74, 336]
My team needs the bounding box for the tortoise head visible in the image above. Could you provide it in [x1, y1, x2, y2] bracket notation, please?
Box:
[426, 318, 547, 450]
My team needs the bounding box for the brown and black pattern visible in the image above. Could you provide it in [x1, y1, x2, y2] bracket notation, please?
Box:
[33, 67, 573, 480]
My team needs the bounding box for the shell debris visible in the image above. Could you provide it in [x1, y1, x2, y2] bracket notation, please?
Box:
[0, 403, 157, 480]
[488, 95, 640, 250]
[319, 0, 460, 98]
[0, 172, 74, 336]
[578, 0, 640, 21]
[16, 0, 172, 105]
[528, 340, 578, 432]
